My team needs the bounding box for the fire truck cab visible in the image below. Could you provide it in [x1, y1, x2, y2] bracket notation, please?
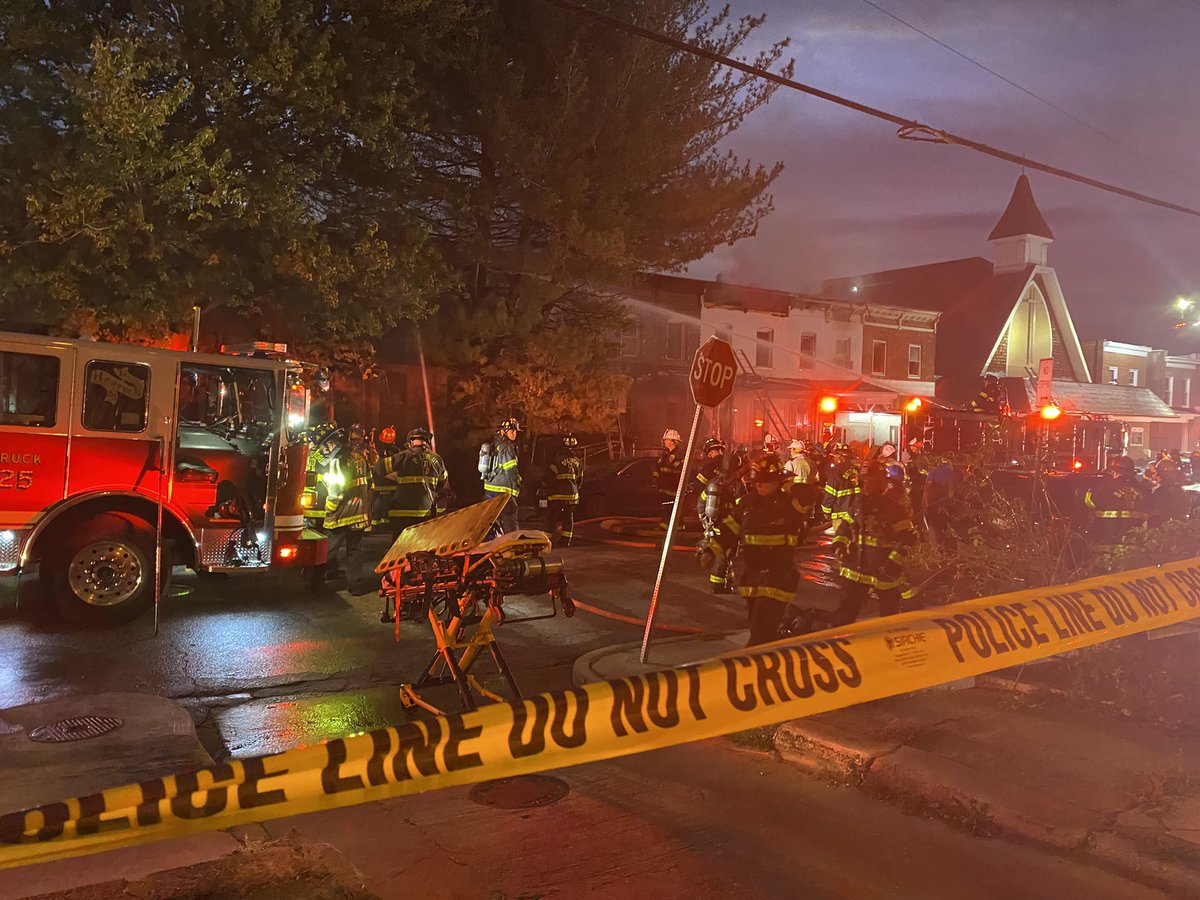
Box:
[0, 331, 327, 625]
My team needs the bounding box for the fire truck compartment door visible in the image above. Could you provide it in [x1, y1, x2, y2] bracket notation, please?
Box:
[0, 340, 75, 526]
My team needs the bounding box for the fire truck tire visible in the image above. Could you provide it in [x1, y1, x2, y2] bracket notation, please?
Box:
[42, 513, 171, 626]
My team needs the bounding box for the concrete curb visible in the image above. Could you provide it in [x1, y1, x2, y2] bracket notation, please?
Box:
[571, 630, 747, 685]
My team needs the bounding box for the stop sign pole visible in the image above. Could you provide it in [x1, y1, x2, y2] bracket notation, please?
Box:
[640, 337, 738, 663]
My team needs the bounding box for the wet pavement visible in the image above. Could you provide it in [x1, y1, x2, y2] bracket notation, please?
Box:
[0, 525, 774, 760]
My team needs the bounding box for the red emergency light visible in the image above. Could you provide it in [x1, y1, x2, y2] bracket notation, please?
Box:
[753, 417, 764, 428]
[905, 397, 923, 413]
[818, 396, 838, 414]
[277, 545, 297, 561]
[1040, 404, 1063, 421]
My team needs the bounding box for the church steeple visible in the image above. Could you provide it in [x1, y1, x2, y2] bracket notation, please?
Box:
[989, 174, 1054, 273]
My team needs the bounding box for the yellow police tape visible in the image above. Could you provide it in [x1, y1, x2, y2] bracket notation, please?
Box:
[5, 555, 1200, 870]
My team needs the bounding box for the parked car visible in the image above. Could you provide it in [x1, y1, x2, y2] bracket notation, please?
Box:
[577, 454, 668, 519]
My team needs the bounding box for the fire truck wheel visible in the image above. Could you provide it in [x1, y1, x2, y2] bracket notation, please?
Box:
[43, 513, 170, 626]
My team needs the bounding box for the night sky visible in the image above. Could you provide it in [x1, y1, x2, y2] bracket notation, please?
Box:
[689, 0, 1200, 351]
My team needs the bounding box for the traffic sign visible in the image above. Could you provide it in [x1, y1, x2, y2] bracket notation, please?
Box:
[689, 337, 738, 407]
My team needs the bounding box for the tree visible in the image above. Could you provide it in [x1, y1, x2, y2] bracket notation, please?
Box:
[420, 0, 790, 432]
[0, 0, 462, 360]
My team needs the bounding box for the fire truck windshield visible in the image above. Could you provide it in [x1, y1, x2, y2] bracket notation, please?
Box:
[179, 365, 277, 443]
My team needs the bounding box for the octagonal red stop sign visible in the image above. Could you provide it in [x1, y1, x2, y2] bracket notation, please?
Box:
[689, 337, 738, 407]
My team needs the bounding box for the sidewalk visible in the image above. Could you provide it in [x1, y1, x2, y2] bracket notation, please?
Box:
[772, 682, 1200, 895]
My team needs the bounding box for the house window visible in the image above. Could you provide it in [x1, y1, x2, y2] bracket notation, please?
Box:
[83, 361, 149, 433]
[871, 340, 887, 376]
[665, 321, 686, 361]
[1184, 378, 1192, 408]
[620, 318, 642, 357]
[834, 337, 853, 368]
[755, 329, 774, 369]
[908, 344, 922, 379]
[1129, 427, 1145, 448]
[799, 332, 816, 369]
[1167, 376, 1175, 407]
[0, 351, 59, 428]
[1107, 366, 1119, 384]
[1129, 368, 1138, 386]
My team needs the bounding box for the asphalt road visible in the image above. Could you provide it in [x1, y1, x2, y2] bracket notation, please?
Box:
[0, 525, 748, 759]
[0, 524, 1163, 898]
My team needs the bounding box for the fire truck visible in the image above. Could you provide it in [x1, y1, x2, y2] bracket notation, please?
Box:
[0, 331, 327, 625]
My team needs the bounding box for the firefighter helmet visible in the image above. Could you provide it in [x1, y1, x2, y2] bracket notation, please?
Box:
[562, 433, 578, 448]
[379, 426, 397, 446]
[1108, 455, 1135, 475]
[703, 437, 725, 454]
[308, 422, 338, 445]
[746, 452, 786, 483]
[662, 428, 682, 443]
[320, 426, 347, 451]
[788, 439, 804, 453]
[407, 427, 433, 445]
[499, 417, 521, 433]
[763, 433, 778, 445]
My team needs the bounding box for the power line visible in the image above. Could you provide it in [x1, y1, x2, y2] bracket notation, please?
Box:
[534, 0, 1200, 219]
[855, 0, 1199, 189]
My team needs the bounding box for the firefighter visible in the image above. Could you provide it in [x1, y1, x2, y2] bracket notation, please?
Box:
[694, 438, 734, 592]
[303, 422, 338, 529]
[1144, 456, 1189, 526]
[703, 452, 811, 644]
[482, 417, 522, 534]
[546, 434, 584, 547]
[370, 425, 400, 529]
[374, 427, 448, 538]
[969, 375, 1002, 414]
[821, 444, 860, 527]
[694, 437, 726, 518]
[763, 433, 782, 460]
[783, 439, 816, 487]
[654, 428, 684, 527]
[829, 462, 918, 626]
[1083, 456, 1147, 544]
[313, 423, 374, 594]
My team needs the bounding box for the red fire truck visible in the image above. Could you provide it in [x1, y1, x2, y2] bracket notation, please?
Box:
[0, 331, 327, 625]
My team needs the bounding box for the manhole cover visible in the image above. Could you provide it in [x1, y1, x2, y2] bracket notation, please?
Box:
[469, 775, 570, 810]
[28, 716, 124, 743]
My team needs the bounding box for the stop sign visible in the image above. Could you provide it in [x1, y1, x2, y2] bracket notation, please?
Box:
[689, 337, 738, 407]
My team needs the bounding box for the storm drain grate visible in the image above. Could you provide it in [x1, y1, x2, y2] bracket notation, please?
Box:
[28, 716, 124, 743]
[469, 775, 570, 810]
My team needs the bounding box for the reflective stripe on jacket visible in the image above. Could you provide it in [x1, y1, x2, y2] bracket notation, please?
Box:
[548, 452, 583, 504]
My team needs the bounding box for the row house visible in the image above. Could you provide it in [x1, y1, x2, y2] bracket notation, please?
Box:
[616, 274, 940, 450]
[1079, 340, 1200, 453]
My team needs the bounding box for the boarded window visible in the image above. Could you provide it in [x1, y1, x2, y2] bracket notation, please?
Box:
[871, 341, 887, 376]
[0, 351, 59, 428]
[620, 318, 642, 357]
[756, 329, 774, 369]
[834, 337, 853, 367]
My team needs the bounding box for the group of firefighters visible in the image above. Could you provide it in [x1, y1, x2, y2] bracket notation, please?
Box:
[656, 430, 920, 645]
[298, 411, 1188, 646]
[300, 418, 586, 593]
[655, 424, 1193, 646]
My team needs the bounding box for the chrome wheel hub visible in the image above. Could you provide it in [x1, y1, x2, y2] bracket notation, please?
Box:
[67, 541, 144, 607]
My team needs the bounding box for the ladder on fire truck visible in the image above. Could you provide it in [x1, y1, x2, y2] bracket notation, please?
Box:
[734, 348, 792, 442]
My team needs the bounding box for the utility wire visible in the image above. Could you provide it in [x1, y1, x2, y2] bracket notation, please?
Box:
[856, 0, 1199, 189]
[534, 0, 1200, 219]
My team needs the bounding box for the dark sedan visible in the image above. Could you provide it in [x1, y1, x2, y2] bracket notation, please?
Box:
[577, 454, 670, 519]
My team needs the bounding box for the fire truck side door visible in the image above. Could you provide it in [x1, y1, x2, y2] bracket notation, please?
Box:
[0, 340, 74, 533]
[66, 353, 174, 501]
